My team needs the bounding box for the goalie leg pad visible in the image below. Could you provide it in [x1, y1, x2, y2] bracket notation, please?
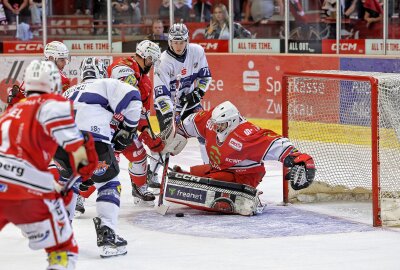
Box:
[164, 172, 261, 216]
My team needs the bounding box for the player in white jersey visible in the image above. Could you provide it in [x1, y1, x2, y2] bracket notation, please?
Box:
[150, 23, 212, 183]
[56, 57, 142, 258]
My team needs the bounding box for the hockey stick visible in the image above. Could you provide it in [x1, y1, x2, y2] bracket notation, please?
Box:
[146, 154, 173, 171]
[60, 175, 82, 196]
[156, 73, 185, 215]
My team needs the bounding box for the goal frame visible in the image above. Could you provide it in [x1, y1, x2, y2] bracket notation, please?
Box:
[282, 71, 381, 226]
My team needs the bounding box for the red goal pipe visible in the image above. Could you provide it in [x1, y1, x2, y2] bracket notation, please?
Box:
[282, 71, 381, 226]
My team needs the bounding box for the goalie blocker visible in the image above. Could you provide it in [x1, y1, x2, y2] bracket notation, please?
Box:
[164, 172, 262, 216]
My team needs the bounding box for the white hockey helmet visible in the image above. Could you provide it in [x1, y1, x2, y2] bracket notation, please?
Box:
[211, 101, 241, 143]
[44, 41, 70, 62]
[136, 40, 161, 67]
[110, 65, 137, 86]
[24, 60, 61, 95]
[168, 23, 189, 53]
[80, 57, 108, 81]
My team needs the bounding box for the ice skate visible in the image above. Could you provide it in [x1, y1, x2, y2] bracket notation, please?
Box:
[93, 217, 127, 258]
[74, 195, 85, 217]
[132, 183, 155, 206]
[147, 165, 161, 189]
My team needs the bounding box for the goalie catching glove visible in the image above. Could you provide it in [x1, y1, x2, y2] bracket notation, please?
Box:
[284, 151, 315, 190]
[139, 130, 165, 153]
[69, 131, 99, 180]
[112, 121, 137, 152]
[179, 87, 204, 107]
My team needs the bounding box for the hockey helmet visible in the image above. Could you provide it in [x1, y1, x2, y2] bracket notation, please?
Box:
[168, 23, 189, 54]
[44, 41, 70, 62]
[24, 60, 62, 95]
[80, 57, 108, 81]
[136, 40, 161, 68]
[110, 65, 137, 87]
[211, 101, 242, 143]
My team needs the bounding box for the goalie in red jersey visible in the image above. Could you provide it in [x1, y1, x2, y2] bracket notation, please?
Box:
[0, 60, 98, 270]
[164, 101, 315, 215]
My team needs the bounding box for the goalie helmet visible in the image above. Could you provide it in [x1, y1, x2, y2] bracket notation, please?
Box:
[24, 60, 61, 95]
[211, 101, 241, 143]
[44, 41, 70, 62]
[168, 23, 189, 55]
[80, 57, 108, 81]
[136, 40, 161, 68]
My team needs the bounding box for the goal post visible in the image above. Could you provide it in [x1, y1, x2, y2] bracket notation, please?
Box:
[282, 70, 400, 227]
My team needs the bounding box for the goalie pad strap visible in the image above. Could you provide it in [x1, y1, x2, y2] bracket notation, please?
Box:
[168, 172, 258, 196]
[164, 172, 260, 215]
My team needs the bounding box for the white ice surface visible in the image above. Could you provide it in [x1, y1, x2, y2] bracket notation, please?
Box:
[1, 138, 400, 269]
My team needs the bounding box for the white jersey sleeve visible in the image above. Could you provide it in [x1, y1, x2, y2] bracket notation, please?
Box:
[37, 99, 84, 151]
[64, 78, 142, 143]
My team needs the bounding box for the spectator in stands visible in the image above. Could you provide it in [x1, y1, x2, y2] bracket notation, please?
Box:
[146, 19, 168, 40]
[29, 0, 45, 36]
[1, 0, 9, 24]
[234, 0, 246, 21]
[244, 0, 282, 24]
[361, 0, 382, 28]
[129, 0, 141, 34]
[204, 3, 252, 39]
[193, 0, 212, 22]
[159, 0, 169, 20]
[74, 0, 92, 15]
[174, 0, 191, 22]
[93, 0, 107, 34]
[3, 0, 29, 24]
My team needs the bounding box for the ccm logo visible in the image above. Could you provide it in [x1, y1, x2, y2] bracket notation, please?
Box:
[15, 43, 44, 51]
[198, 43, 218, 50]
[331, 43, 357, 51]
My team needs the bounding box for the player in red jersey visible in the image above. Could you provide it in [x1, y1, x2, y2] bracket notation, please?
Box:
[44, 41, 71, 93]
[85, 40, 163, 206]
[7, 41, 71, 108]
[0, 60, 98, 270]
[168, 101, 315, 214]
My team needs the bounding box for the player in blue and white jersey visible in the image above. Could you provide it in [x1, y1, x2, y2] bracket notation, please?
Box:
[57, 57, 142, 258]
[150, 23, 212, 182]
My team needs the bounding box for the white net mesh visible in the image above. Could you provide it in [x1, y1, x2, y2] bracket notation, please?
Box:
[284, 70, 400, 226]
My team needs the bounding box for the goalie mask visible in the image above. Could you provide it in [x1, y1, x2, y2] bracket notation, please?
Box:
[136, 40, 161, 74]
[168, 23, 189, 56]
[24, 60, 62, 95]
[211, 101, 241, 143]
[80, 57, 108, 81]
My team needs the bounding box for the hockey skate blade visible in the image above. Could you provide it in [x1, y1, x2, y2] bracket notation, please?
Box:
[156, 204, 169, 215]
[99, 246, 127, 258]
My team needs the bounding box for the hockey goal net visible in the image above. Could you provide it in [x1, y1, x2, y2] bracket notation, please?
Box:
[282, 70, 400, 227]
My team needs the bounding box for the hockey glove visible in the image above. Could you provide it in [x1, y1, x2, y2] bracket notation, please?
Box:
[283, 152, 315, 190]
[139, 130, 165, 153]
[179, 88, 205, 107]
[112, 121, 137, 152]
[77, 132, 99, 180]
[79, 178, 95, 192]
[7, 85, 20, 104]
